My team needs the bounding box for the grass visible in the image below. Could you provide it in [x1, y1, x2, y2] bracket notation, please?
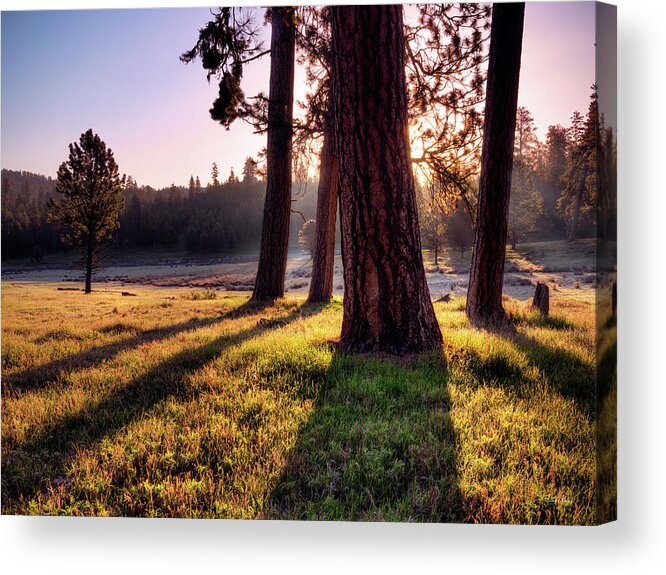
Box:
[1, 281, 605, 523]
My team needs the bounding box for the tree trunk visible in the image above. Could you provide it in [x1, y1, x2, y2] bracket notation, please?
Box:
[466, 3, 525, 325]
[434, 242, 439, 266]
[251, 7, 295, 302]
[532, 282, 549, 317]
[331, 5, 442, 354]
[84, 241, 93, 294]
[611, 280, 617, 316]
[307, 109, 338, 304]
[511, 233, 517, 250]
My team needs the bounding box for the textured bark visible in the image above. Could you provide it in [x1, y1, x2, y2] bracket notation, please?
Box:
[84, 241, 93, 294]
[532, 282, 549, 317]
[251, 7, 295, 301]
[307, 111, 338, 304]
[466, 3, 525, 325]
[331, 5, 442, 354]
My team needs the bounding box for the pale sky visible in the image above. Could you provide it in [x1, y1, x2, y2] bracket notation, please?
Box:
[1, 2, 596, 189]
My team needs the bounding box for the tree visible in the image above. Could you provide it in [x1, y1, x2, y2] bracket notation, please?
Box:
[188, 175, 195, 196]
[407, 4, 490, 210]
[514, 106, 538, 163]
[331, 5, 442, 354]
[508, 162, 543, 249]
[509, 108, 545, 249]
[598, 125, 616, 241]
[182, 7, 296, 301]
[297, 8, 340, 305]
[251, 7, 296, 301]
[558, 85, 602, 241]
[47, 129, 125, 293]
[445, 201, 474, 259]
[416, 183, 445, 266]
[567, 111, 585, 150]
[306, 91, 339, 304]
[180, 7, 267, 129]
[539, 124, 568, 225]
[242, 156, 258, 183]
[466, 3, 525, 325]
[211, 162, 220, 187]
[298, 219, 316, 257]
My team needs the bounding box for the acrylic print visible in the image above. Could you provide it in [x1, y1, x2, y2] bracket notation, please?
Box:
[1, 3, 616, 524]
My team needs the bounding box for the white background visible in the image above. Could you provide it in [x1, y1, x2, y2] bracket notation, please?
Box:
[1, 0, 664, 573]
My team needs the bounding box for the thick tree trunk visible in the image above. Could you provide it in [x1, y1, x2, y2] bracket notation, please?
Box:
[307, 110, 338, 304]
[466, 3, 525, 325]
[251, 7, 295, 302]
[84, 241, 93, 294]
[331, 5, 442, 354]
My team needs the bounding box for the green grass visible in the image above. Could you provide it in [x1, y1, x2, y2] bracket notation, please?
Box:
[1, 282, 602, 523]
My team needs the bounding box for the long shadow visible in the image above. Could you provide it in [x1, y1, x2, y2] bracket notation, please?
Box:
[514, 332, 595, 417]
[2, 298, 272, 395]
[2, 302, 316, 507]
[263, 350, 465, 523]
[461, 324, 596, 418]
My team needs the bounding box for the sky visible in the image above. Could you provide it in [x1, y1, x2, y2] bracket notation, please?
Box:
[1, 2, 596, 189]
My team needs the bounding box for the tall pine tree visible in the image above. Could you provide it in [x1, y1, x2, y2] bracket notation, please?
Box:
[466, 2, 525, 325]
[47, 129, 125, 293]
[331, 5, 442, 353]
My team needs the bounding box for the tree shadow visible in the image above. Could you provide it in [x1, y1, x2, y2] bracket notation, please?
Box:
[263, 350, 466, 522]
[462, 323, 595, 418]
[509, 313, 578, 332]
[2, 301, 314, 507]
[513, 331, 595, 417]
[2, 298, 272, 395]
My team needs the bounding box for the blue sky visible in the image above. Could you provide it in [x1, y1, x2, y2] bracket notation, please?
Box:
[1, 3, 595, 188]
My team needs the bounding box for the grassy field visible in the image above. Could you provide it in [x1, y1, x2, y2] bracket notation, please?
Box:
[2, 281, 601, 523]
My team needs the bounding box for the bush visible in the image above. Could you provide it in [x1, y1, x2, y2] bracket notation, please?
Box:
[188, 288, 217, 300]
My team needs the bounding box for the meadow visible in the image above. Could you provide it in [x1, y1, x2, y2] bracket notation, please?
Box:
[1, 281, 602, 523]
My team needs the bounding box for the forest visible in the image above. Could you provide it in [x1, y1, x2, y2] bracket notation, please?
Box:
[1, 3, 616, 525]
[1, 90, 615, 263]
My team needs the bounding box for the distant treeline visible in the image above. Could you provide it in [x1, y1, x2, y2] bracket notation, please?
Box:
[1, 169, 318, 261]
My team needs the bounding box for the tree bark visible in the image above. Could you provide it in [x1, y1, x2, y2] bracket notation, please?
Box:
[331, 5, 442, 354]
[307, 109, 338, 304]
[84, 240, 93, 294]
[532, 282, 549, 317]
[251, 7, 295, 302]
[466, 3, 525, 325]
